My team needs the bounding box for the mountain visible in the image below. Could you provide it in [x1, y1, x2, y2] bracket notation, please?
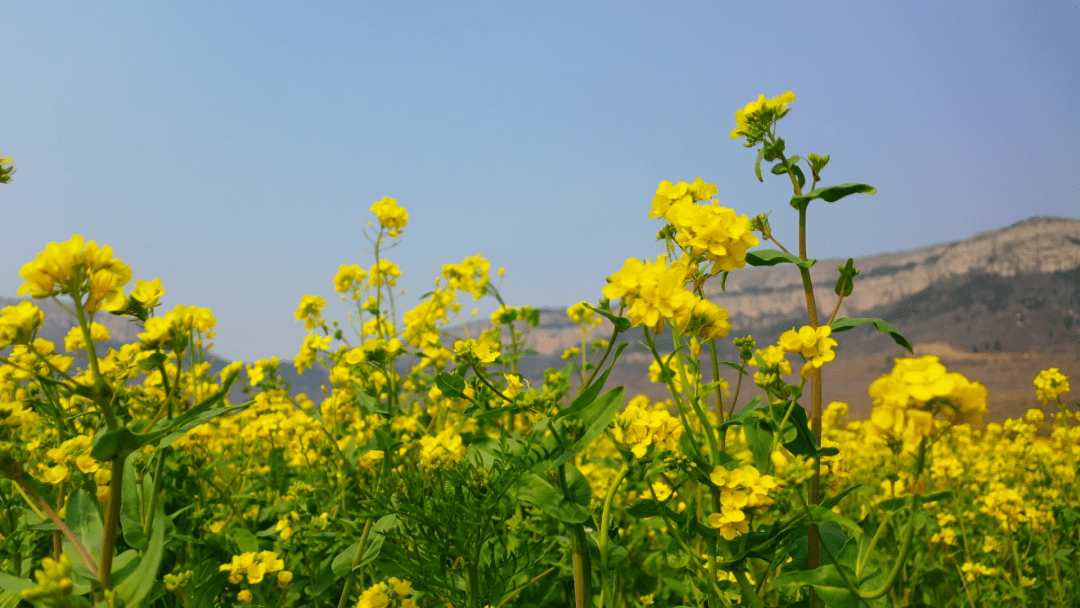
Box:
[4, 216, 1079, 421]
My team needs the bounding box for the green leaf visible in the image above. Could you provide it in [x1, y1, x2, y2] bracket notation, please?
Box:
[754, 147, 766, 182]
[114, 493, 167, 608]
[583, 302, 631, 332]
[0, 573, 33, 595]
[743, 418, 774, 473]
[666, 539, 690, 568]
[626, 499, 663, 518]
[556, 366, 613, 420]
[137, 352, 168, 371]
[546, 387, 625, 470]
[790, 182, 877, 211]
[829, 318, 913, 352]
[332, 515, 397, 578]
[91, 426, 147, 461]
[230, 528, 259, 554]
[835, 258, 859, 297]
[62, 491, 103, 577]
[771, 162, 806, 190]
[435, 372, 466, 398]
[745, 249, 816, 269]
[120, 458, 149, 550]
[515, 472, 590, 524]
[564, 464, 593, 506]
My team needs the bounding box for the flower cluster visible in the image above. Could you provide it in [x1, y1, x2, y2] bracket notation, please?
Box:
[441, 254, 491, 300]
[370, 196, 409, 237]
[1034, 367, 1070, 404]
[0, 301, 44, 347]
[708, 465, 780, 540]
[139, 305, 217, 347]
[21, 555, 76, 605]
[611, 395, 682, 459]
[730, 91, 796, 145]
[294, 295, 327, 330]
[356, 578, 418, 608]
[778, 325, 837, 378]
[867, 356, 988, 454]
[602, 256, 696, 332]
[18, 235, 132, 313]
[219, 551, 290, 585]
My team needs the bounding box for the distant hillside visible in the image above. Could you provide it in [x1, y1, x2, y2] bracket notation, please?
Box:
[4, 216, 1079, 420]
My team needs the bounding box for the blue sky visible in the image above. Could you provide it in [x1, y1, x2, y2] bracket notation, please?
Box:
[3, 1, 1077, 363]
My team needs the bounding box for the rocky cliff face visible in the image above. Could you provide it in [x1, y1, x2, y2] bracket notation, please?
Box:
[704, 216, 1080, 334]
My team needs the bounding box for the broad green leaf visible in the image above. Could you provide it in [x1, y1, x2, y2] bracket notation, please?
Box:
[121, 458, 149, 550]
[546, 387, 625, 470]
[555, 366, 613, 420]
[829, 317, 913, 352]
[789, 182, 877, 211]
[230, 528, 259, 554]
[743, 418, 774, 473]
[114, 495, 167, 608]
[626, 499, 663, 518]
[434, 372, 466, 398]
[515, 472, 590, 524]
[136, 352, 168, 371]
[754, 147, 766, 182]
[62, 491, 103, 576]
[0, 574, 33, 595]
[564, 464, 593, 506]
[745, 249, 816, 269]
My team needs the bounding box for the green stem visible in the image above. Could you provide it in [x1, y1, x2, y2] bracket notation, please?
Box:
[336, 518, 374, 608]
[598, 464, 630, 608]
[98, 456, 126, 590]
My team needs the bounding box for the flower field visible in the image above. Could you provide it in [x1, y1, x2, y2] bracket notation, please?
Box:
[1, 94, 1077, 608]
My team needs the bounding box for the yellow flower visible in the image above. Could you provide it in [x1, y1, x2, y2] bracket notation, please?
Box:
[370, 196, 409, 237]
[567, 301, 601, 326]
[334, 264, 368, 293]
[730, 91, 796, 143]
[602, 256, 696, 332]
[504, 374, 523, 399]
[0, 301, 44, 347]
[453, 338, 500, 365]
[294, 295, 327, 330]
[63, 322, 110, 353]
[237, 590, 253, 602]
[1034, 368, 1070, 404]
[18, 235, 132, 313]
[778, 325, 837, 378]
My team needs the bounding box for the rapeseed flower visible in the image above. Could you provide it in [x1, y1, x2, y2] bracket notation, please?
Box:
[1034, 367, 1070, 404]
[612, 395, 682, 458]
[0, 301, 43, 347]
[370, 196, 409, 237]
[602, 256, 696, 332]
[294, 295, 327, 330]
[18, 235, 132, 313]
[730, 91, 796, 145]
[778, 325, 837, 378]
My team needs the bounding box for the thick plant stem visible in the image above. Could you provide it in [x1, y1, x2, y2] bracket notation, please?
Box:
[98, 456, 126, 590]
[570, 524, 593, 608]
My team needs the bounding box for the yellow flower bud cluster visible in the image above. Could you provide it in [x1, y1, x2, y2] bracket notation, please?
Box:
[707, 465, 780, 540]
[1033, 367, 1070, 404]
[356, 577, 418, 608]
[370, 196, 409, 237]
[747, 344, 792, 388]
[219, 550, 288, 585]
[18, 235, 132, 313]
[333, 264, 368, 295]
[0, 400, 30, 428]
[867, 356, 988, 454]
[611, 396, 682, 459]
[402, 289, 458, 349]
[660, 197, 760, 277]
[778, 325, 837, 378]
[567, 301, 602, 327]
[0, 301, 44, 347]
[21, 555, 76, 605]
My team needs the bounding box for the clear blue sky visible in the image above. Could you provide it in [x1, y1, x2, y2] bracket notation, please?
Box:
[3, 1, 1077, 363]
